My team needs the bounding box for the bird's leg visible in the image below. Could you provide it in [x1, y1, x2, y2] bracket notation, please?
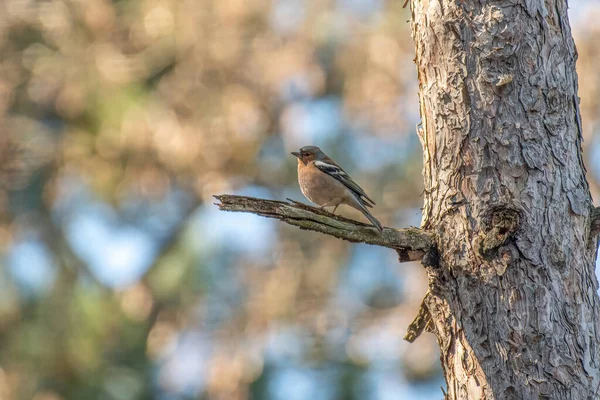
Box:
[319, 201, 337, 214]
[332, 205, 339, 214]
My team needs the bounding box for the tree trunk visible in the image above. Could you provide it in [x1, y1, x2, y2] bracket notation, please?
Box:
[410, 0, 600, 398]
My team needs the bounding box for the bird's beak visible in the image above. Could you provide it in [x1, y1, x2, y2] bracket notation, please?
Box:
[291, 151, 301, 159]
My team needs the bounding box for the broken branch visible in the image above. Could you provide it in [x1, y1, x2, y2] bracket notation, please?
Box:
[215, 195, 433, 262]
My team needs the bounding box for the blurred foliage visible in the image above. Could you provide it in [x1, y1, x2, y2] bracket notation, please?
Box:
[0, 1, 599, 399]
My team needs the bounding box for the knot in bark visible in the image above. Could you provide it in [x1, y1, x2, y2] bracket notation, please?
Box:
[478, 206, 522, 261]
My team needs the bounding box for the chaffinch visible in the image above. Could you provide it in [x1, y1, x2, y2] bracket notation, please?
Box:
[291, 145, 383, 233]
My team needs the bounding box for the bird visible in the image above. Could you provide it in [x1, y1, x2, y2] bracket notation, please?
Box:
[291, 145, 383, 233]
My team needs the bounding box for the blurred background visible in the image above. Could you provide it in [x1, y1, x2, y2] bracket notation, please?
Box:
[1, 1, 600, 399]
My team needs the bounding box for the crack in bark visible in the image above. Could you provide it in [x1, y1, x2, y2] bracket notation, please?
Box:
[215, 195, 433, 261]
[591, 207, 600, 237]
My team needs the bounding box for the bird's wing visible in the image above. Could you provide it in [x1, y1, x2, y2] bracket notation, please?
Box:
[314, 160, 376, 206]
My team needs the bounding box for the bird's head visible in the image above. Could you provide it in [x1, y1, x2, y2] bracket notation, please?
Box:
[291, 146, 322, 165]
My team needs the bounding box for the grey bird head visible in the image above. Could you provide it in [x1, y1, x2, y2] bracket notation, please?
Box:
[291, 146, 324, 164]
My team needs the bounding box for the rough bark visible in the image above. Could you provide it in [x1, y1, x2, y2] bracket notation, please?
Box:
[214, 195, 433, 262]
[591, 207, 600, 237]
[410, 0, 600, 398]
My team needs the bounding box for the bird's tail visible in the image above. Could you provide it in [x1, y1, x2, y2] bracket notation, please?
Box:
[356, 201, 383, 233]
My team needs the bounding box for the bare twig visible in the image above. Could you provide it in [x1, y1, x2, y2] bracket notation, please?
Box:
[214, 195, 433, 262]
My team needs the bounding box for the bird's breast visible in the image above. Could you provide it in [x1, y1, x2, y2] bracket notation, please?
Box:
[298, 164, 348, 206]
